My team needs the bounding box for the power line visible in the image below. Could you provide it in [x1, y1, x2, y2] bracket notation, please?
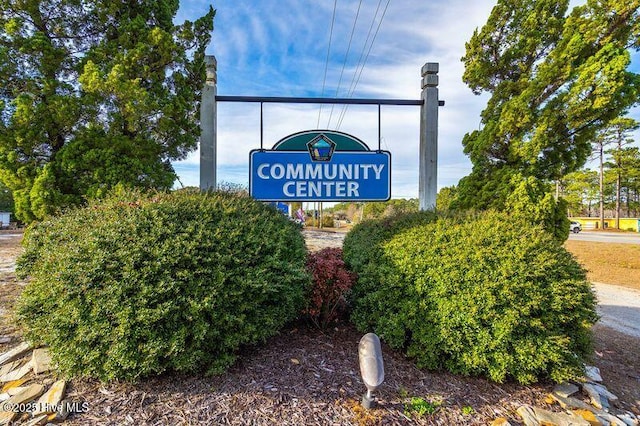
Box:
[337, 0, 391, 130]
[334, 0, 383, 129]
[317, 0, 339, 129]
[326, 0, 363, 129]
[338, 0, 390, 129]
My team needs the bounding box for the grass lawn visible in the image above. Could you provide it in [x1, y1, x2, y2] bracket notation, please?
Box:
[564, 240, 640, 290]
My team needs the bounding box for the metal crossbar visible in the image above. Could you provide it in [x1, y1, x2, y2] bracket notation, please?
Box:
[215, 95, 444, 150]
[215, 95, 423, 106]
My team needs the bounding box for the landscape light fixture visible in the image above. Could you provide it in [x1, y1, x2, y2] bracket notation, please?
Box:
[358, 333, 385, 409]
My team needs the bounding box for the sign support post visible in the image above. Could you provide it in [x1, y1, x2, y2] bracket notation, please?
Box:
[419, 62, 439, 211]
[200, 55, 217, 191]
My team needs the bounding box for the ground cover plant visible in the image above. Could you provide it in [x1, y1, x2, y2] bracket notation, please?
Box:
[16, 189, 309, 381]
[344, 211, 599, 384]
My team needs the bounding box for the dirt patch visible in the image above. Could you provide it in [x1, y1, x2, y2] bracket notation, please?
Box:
[0, 229, 25, 348]
[0, 230, 638, 425]
[302, 229, 348, 252]
[564, 240, 640, 291]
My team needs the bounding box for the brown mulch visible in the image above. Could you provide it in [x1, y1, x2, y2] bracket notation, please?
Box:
[590, 324, 640, 412]
[61, 324, 554, 425]
[0, 229, 638, 425]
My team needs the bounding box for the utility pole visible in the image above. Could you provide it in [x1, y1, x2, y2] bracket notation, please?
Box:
[200, 55, 217, 191]
[419, 63, 439, 211]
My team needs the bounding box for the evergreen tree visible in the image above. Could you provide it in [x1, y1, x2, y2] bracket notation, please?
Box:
[0, 1, 215, 221]
[601, 117, 639, 228]
[457, 0, 640, 213]
[562, 169, 599, 216]
[0, 180, 12, 213]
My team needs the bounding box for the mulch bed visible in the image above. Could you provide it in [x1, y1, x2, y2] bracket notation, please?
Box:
[62, 323, 554, 425]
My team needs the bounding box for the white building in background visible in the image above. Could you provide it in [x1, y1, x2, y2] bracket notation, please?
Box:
[0, 212, 10, 228]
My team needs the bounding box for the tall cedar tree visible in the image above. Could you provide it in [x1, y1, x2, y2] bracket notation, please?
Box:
[0, 1, 214, 221]
[457, 0, 640, 211]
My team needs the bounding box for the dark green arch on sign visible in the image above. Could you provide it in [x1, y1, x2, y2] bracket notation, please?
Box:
[272, 130, 370, 151]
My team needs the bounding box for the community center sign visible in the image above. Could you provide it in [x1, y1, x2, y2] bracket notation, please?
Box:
[250, 130, 391, 201]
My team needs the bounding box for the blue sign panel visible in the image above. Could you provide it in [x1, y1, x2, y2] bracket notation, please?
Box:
[267, 201, 290, 215]
[250, 150, 391, 201]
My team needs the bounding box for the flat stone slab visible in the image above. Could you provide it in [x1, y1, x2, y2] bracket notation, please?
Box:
[34, 380, 66, 415]
[0, 361, 19, 378]
[584, 365, 603, 382]
[517, 405, 538, 426]
[23, 414, 49, 426]
[1, 378, 27, 393]
[0, 342, 30, 367]
[554, 382, 580, 398]
[31, 349, 52, 375]
[0, 361, 32, 382]
[583, 383, 608, 410]
[532, 406, 590, 425]
[571, 409, 602, 426]
[590, 383, 619, 402]
[616, 413, 639, 426]
[5, 383, 44, 406]
[551, 392, 597, 412]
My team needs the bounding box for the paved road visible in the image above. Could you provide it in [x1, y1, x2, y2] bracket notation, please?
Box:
[568, 231, 640, 244]
[593, 282, 640, 338]
[0, 233, 22, 241]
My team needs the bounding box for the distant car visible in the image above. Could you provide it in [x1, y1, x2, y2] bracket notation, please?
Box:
[569, 221, 581, 233]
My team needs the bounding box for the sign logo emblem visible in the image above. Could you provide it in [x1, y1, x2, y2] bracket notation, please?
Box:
[307, 134, 336, 162]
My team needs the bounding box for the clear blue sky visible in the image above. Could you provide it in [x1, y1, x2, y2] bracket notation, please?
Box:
[172, 0, 640, 198]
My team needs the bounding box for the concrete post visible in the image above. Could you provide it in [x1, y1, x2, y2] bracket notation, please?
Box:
[200, 55, 217, 191]
[419, 63, 439, 211]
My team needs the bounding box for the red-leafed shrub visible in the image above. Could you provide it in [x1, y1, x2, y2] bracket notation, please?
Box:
[305, 248, 356, 329]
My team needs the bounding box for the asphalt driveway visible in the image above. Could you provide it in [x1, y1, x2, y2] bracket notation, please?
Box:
[593, 282, 640, 338]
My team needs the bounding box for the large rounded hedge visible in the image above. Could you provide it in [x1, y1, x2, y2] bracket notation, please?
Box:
[17, 189, 309, 381]
[343, 211, 598, 384]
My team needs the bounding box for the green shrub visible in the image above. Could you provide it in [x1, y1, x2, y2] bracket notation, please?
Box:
[505, 174, 570, 242]
[17, 189, 309, 381]
[342, 211, 438, 342]
[342, 211, 438, 274]
[304, 248, 356, 329]
[343, 211, 597, 384]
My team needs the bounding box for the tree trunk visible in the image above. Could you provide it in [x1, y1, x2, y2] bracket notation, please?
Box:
[615, 170, 621, 228]
[615, 140, 621, 229]
[599, 143, 605, 230]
